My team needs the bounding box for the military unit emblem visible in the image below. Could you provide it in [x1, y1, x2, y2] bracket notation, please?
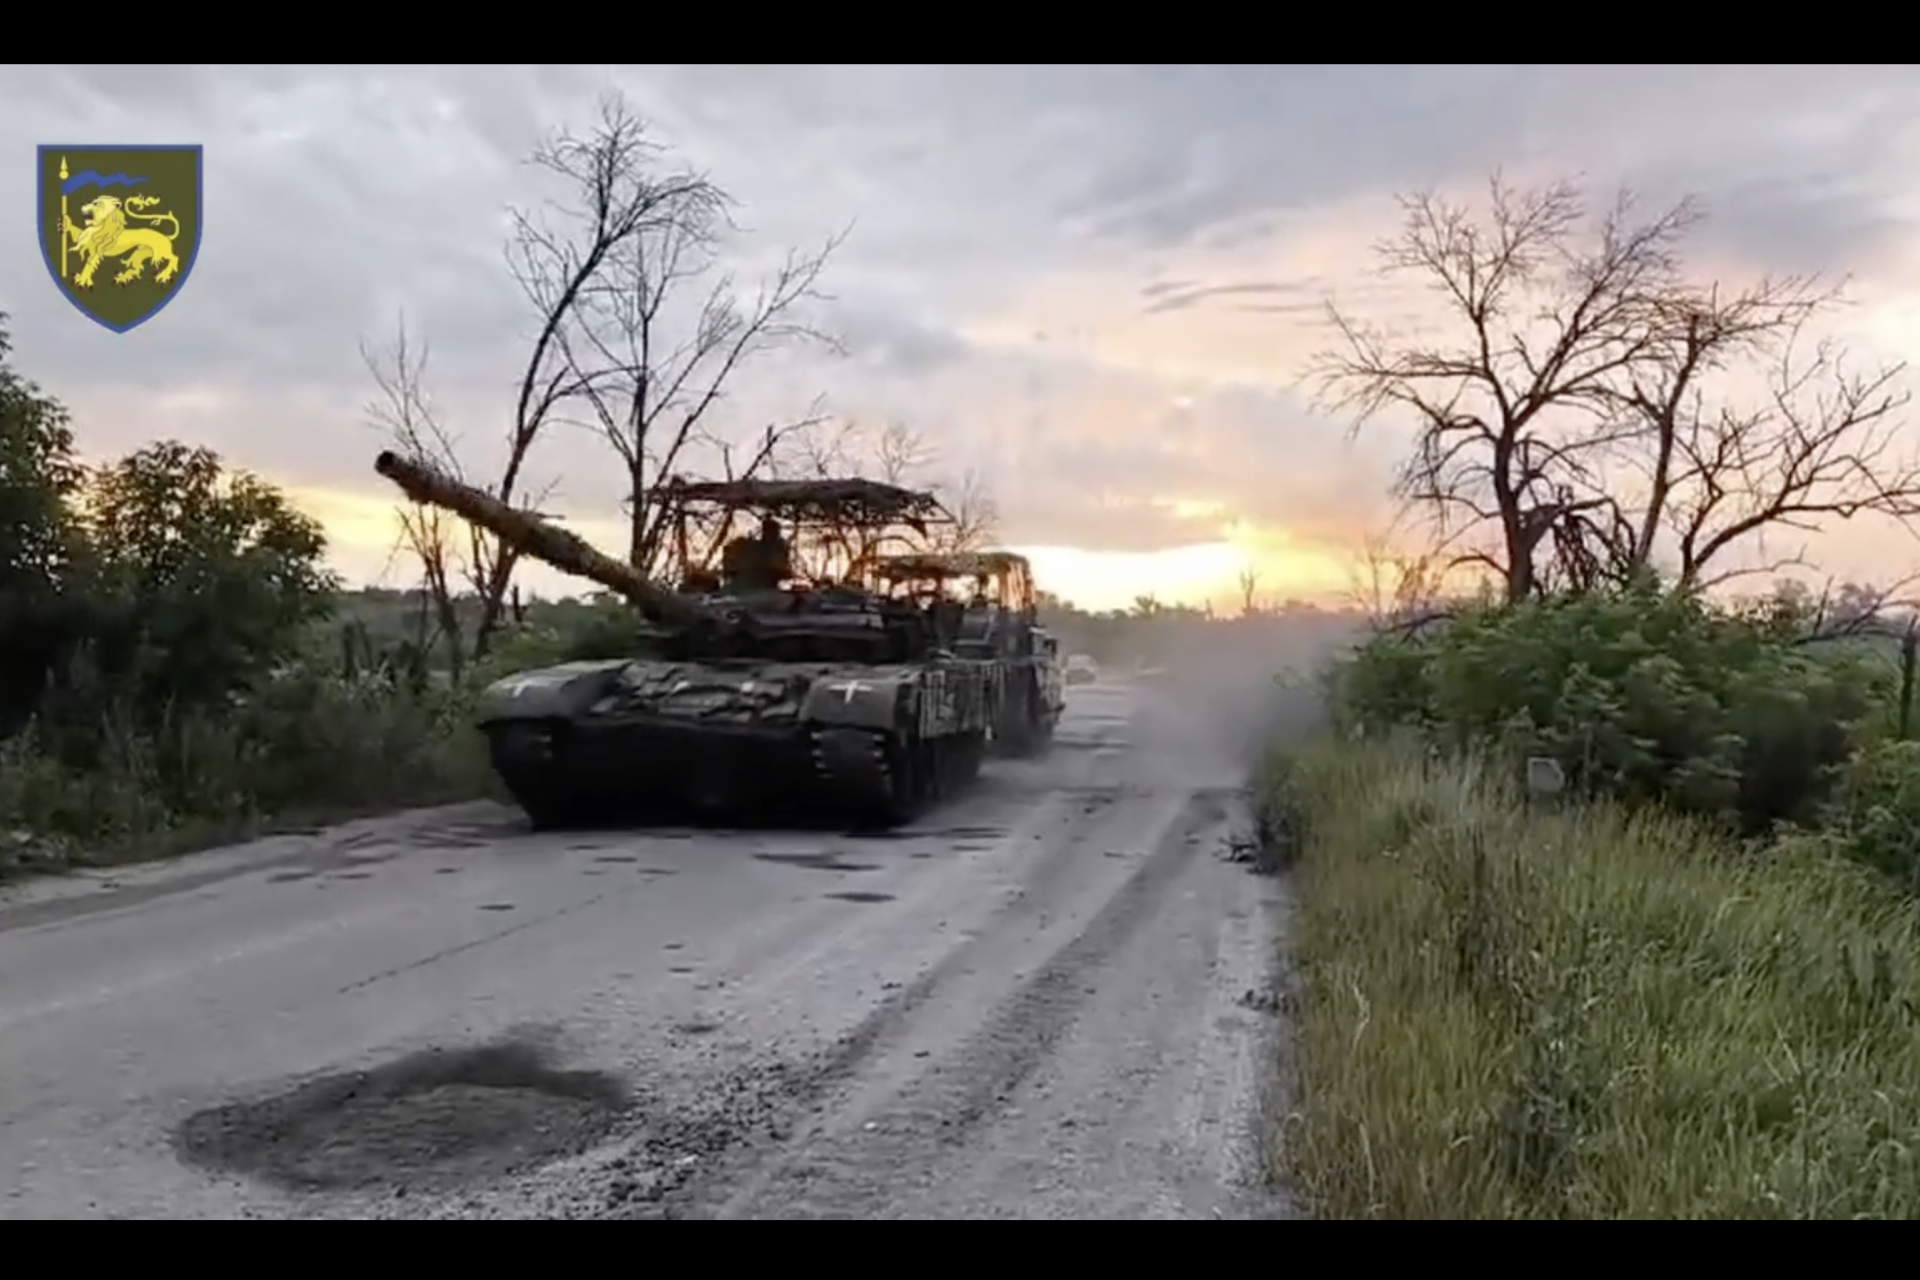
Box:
[36, 144, 203, 333]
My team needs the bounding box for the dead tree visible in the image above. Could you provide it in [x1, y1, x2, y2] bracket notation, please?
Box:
[360, 319, 479, 678]
[1347, 527, 1447, 630]
[1237, 567, 1261, 617]
[1612, 303, 1918, 591]
[1316, 173, 1920, 602]
[364, 98, 724, 654]
[934, 467, 1000, 553]
[1312, 176, 1699, 603]
[798, 421, 1001, 571]
[531, 97, 846, 582]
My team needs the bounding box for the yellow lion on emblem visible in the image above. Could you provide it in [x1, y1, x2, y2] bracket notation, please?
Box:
[63, 193, 182, 289]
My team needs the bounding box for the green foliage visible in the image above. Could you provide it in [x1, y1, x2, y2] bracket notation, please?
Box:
[1335, 585, 1890, 833]
[1822, 738, 1920, 890]
[0, 315, 501, 872]
[1273, 738, 1920, 1220]
[0, 314, 87, 736]
[70, 441, 339, 720]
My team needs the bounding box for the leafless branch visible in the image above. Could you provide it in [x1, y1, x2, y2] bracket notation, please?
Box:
[1663, 321, 1917, 588]
[359, 316, 472, 676]
[1311, 175, 1700, 602]
[539, 115, 849, 579]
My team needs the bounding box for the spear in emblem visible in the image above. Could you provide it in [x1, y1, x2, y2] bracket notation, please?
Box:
[57, 155, 68, 281]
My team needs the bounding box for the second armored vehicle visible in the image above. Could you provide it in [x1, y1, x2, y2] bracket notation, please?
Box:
[868, 549, 1065, 756]
[374, 452, 999, 829]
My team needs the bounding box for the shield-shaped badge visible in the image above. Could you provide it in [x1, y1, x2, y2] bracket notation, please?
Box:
[36, 144, 203, 334]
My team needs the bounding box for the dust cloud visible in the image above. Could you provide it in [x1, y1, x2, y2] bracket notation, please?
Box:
[1062, 611, 1367, 787]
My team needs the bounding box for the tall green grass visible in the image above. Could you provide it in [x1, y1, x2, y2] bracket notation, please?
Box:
[1268, 738, 1920, 1219]
[0, 672, 493, 874]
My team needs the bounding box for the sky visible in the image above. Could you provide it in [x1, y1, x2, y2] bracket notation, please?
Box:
[5, 65, 1920, 612]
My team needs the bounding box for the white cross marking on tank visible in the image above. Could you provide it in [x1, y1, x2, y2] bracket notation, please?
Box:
[832, 679, 871, 703]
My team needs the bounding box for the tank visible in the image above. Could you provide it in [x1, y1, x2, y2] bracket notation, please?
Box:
[868, 549, 1064, 756]
[373, 451, 997, 829]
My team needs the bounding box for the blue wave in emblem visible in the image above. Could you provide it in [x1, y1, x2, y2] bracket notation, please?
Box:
[61, 171, 150, 195]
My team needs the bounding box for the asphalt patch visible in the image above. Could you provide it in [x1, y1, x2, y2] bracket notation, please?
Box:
[172, 1039, 628, 1193]
[752, 852, 878, 873]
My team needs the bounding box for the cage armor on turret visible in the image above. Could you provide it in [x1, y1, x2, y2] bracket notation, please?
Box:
[372, 450, 998, 829]
[867, 548, 1065, 757]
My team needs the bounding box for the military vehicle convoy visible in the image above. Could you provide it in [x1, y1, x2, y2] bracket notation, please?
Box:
[868, 549, 1064, 756]
[373, 451, 1001, 829]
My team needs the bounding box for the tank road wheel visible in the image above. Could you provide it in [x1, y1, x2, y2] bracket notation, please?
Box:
[875, 736, 932, 827]
[813, 727, 930, 830]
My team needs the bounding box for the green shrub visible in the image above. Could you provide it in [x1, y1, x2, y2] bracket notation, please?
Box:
[1335, 587, 1889, 833]
[1825, 738, 1920, 890]
[0, 655, 492, 864]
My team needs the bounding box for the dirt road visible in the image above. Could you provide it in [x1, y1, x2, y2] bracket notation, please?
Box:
[0, 680, 1295, 1219]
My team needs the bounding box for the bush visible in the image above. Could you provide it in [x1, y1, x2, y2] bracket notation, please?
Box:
[1272, 737, 1920, 1219]
[0, 311, 514, 874]
[1823, 738, 1920, 891]
[1335, 586, 1890, 833]
[0, 651, 494, 870]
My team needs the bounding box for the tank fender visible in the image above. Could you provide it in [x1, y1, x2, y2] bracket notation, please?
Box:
[474, 659, 629, 725]
[802, 673, 908, 730]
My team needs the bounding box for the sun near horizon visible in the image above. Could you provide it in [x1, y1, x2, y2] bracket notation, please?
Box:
[289, 482, 1364, 616]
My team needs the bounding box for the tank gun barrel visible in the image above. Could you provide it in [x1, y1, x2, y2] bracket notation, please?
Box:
[372, 451, 703, 628]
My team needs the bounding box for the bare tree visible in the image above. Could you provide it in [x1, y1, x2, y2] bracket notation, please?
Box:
[528, 97, 847, 581]
[361, 319, 473, 678]
[365, 98, 722, 653]
[1346, 528, 1446, 628]
[932, 466, 999, 553]
[1607, 303, 1917, 590]
[1236, 567, 1261, 618]
[1312, 176, 1701, 603]
[796, 420, 1000, 572]
[1314, 173, 1920, 603]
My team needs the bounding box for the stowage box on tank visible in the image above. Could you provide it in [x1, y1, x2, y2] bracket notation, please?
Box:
[374, 451, 995, 829]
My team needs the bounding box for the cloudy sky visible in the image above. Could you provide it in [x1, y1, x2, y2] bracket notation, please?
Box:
[6, 65, 1920, 610]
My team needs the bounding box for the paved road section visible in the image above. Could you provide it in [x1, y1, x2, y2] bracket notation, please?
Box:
[0, 679, 1295, 1219]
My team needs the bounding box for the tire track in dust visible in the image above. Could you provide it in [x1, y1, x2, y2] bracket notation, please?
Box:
[674, 787, 1233, 1219]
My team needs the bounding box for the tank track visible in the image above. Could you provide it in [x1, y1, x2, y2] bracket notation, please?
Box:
[809, 726, 987, 828]
[810, 727, 909, 825]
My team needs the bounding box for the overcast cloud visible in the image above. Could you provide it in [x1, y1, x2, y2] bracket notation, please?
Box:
[5, 65, 1920, 608]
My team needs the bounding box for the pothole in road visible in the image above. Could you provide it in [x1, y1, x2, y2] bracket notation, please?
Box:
[173, 1039, 629, 1193]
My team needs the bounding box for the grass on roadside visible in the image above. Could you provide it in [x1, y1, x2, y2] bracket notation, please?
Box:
[1264, 737, 1920, 1219]
[0, 678, 494, 878]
